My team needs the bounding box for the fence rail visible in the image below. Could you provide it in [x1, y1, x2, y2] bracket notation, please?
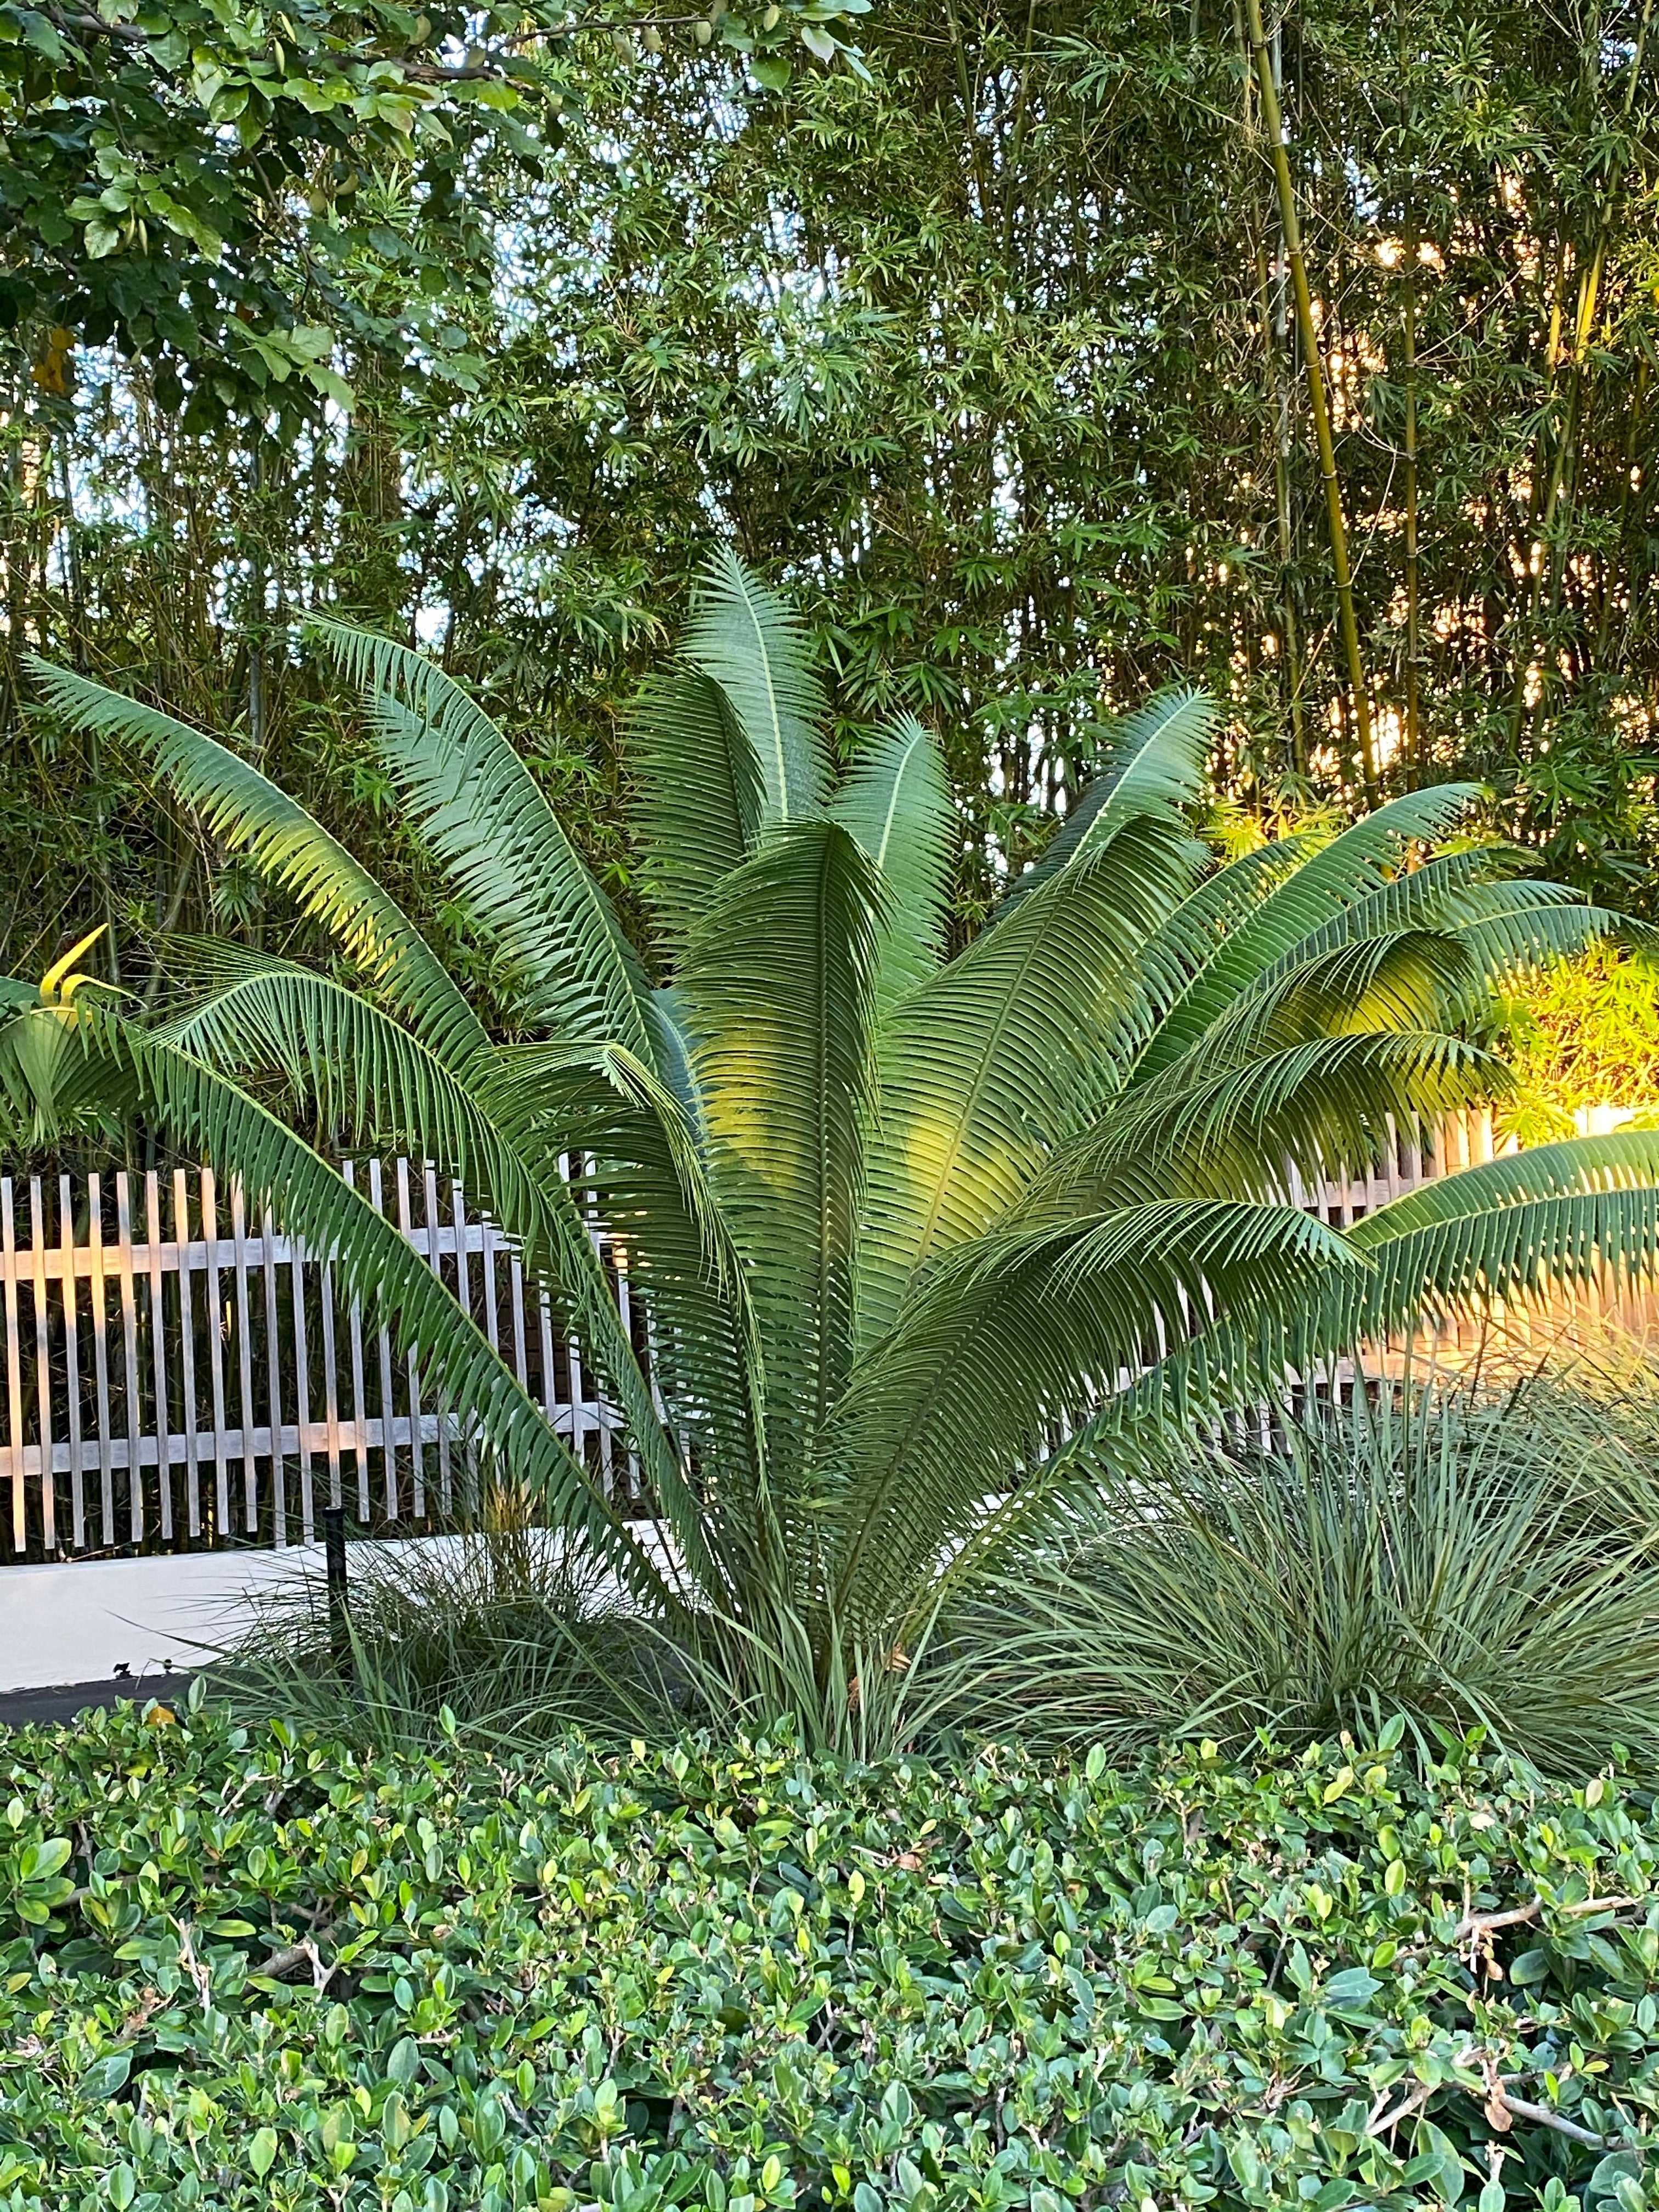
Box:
[0, 1108, 1651, 1565]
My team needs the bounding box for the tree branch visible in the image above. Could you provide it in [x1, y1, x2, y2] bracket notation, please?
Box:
[1454, 1894, 1637, 1942]
[1492, 2090, 1618, 2151]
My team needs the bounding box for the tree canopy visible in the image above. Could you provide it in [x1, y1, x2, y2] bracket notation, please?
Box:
[3, 0, 1657, 988]
[1, 0, 870, 417]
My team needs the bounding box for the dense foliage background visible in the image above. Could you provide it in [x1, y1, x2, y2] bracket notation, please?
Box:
[4, 0, 1657, 981]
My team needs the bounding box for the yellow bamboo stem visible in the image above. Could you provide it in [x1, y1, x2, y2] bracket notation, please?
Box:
[1243, 0, 1378, 805]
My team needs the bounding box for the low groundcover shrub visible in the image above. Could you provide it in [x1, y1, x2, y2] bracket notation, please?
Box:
[3, 1699, 1659, 2212]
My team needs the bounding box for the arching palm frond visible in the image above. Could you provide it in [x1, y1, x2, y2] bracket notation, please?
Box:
[827, 1199, 1362, 1634]
[681, 820, 887, 1470]
[1025, 1030, 1504, 1216]
[994, 687, 1214, 918]
[1130, 783, 1481, 1084]
[84, 997, 681, 1614]
[312, 626, 653, 1058]
[1257, 844, 1536, 964]
[831, 714, 957, 1009]
[856, 811, 1207, 1347]
[1247, 853, 1635, 1017]
[627, 670, 766, 959]
[26, 659, 487, 1066]
[646, 984, 708, 1138]
[160, 959, 723, 1601]
[1046, 1131, 1659, 1507]
[477, 1034, 768, 1513]
[1446, 898, 1641, 1002]
[1338, 1128, 1659, 1340]
[1109, 833, 1317, 1047]
[1167, 929, 1482, 1070]
[162, 955, 529, 1192]
[307, 617, 509, 741]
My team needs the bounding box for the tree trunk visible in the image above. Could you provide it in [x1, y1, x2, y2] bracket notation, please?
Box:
[1243, 0, 1377, 804]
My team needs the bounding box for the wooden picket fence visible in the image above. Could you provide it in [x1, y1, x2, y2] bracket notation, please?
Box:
[0, 1108, 1652, 1565]
[0, 1158, 646, 1564]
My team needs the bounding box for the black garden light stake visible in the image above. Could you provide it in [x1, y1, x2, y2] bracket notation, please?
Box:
[322, 1504, 351, 1675]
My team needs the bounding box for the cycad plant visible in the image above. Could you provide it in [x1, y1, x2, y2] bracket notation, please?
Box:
[19, 552, 1659, 1751]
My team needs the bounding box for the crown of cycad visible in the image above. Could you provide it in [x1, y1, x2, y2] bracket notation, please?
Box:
[18, 549, 1659, 1716]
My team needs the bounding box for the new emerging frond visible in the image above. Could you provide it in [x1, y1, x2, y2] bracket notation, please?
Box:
[680, 549, 832, 828]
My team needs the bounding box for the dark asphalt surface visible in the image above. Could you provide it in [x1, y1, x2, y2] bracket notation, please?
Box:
[0, 1675, 197, 1729]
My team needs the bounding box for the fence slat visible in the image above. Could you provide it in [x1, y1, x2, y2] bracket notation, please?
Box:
[145, 1173, 171, 1542]
[87, 1174, 115, 1548]
[509, 1249, 529, 1394]
[342, 1164, 371, 1523]
[261, 1201, 285, 1546]
[31, 1180, 54, 1553]
[201, 1168, 230, 1539]
[476, 1194, 501, 1356]
[616, 1252, 639, 1496]
[173, 1170, 201, 1539]
[538, 1287, 559, 1429]
[425, 1163, 453, 1513]
[369, 1160, 400, 1522]
[319, 1257, 342, 1512]
[115, 1175, 146, 1545]
[231, 1180, 259, 1534]
[25, 1177, 52, 1557]
[60, 1175, 84, 1550]
[395, 1159, 426, 1521]
[290, 1215, 314, 1544]
[2, 1180, 24, 1553]
[583, 1156, 614, 1490]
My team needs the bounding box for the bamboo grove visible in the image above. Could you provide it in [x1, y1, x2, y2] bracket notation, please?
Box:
[3, 0, 1657, 990]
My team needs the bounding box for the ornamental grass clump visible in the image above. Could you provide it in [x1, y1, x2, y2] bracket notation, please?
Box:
[15, 553, 1659, 1752]
[949, 1355, 1659, 1778]
[222, 1508, 684, 1757]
